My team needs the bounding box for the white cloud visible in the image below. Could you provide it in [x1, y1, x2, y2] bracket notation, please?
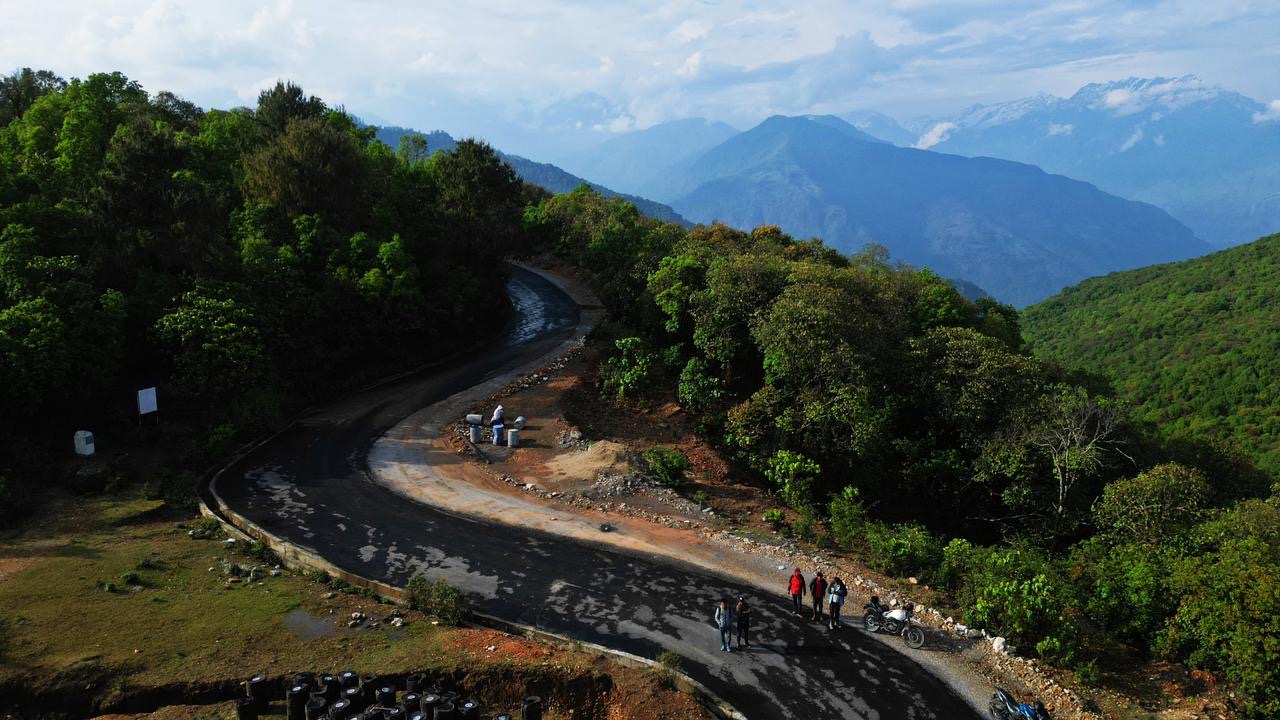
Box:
[1154, 134, 1165, 146]
[1254, 100, 1280, 123]
[1119, 127, 1144, 152]
[1047, 122, 1073, 136]
[676, 51, 704, 79]
[669, 19, 711, 43]
[914, 122, 956, 149]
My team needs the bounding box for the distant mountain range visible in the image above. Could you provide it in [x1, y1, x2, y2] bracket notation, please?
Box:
[373, 126, 688, 225]
[854, 77, 1280, 247]
[557, 118, 739, 201]
[643, 114, 1207, 306]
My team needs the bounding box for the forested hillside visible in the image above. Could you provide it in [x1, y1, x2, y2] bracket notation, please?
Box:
[1024, 234, 1280, 476]
[527, 187, 1280, 716]
[0, 70, 529, 508]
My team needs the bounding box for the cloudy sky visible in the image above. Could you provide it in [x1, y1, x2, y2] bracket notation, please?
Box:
[3, 0, 1279, 159]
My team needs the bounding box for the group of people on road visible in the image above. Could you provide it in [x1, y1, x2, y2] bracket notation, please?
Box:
[713, 567, 849, 652]
[788, 567, 848, 629]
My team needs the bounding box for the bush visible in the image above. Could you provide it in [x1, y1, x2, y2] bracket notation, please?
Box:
[864, 521, 943, 582]
[763, 508, 786, 528]
[406, 575, 469, 625]
[1094, 463, 1211, 546]
[246, 539, 278, 564]
[1161, 501, 1280, 718]
[677, 357, 724, 412]
[119, 570, 142, 586]
[600, 337, 656, 399]
[828, 486, 866, 548]
[1074, 659, 1102, 688]
[961, 546, 1073, 650]
[643, 446, 689, 489]
[765, 450, 820, 510]
[655, 650, 683, 689]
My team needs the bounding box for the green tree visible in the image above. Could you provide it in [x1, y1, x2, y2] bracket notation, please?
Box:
[765, 450, 821, 509]
[1093, 464, 1211, 546]
[154, 288, 268, 399]
[241, 116, 370, 226]
[0, 68, 66, 126]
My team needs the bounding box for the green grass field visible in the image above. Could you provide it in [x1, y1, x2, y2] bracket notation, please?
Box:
[0, 493, 685, 719]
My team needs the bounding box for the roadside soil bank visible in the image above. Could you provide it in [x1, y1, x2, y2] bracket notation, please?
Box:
[367, 263, 1240, 720]
[0, 493, 712, 720]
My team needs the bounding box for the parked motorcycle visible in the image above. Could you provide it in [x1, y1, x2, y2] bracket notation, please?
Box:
[862, 598, 926, 649]
[988, 687, 1051, 719]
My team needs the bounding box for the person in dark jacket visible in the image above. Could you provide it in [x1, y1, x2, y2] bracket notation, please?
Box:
[735, 596, 752, 648]
[715, 598, 735, 652]
[810, 571, 828, 622]
[787, 567, 805, 616]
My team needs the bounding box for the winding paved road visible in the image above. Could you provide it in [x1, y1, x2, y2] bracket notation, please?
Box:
[213, 266, 983, 720]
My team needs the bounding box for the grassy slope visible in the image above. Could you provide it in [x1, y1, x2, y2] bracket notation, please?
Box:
[1023, 233, 1280, 475]
[0, 495, 704, 719]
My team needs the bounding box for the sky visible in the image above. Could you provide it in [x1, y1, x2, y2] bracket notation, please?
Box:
[3, 0, 1279, 160]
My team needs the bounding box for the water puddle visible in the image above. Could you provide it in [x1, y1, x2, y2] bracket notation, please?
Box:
[285, 607, 345, 640]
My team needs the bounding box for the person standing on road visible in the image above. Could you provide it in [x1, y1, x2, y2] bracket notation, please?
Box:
[490, 404, 505, 427]
[735, 596, 752, 648]
[810, 571, 828, 622]
[715, 598, 736, 652]
[787, 567, 806, 616]
[827, 577, 848, 630]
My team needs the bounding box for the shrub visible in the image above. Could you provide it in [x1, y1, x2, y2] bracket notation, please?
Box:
[1094, 463, 1211, 546]
[119, 570, 142, 586]
[1161, 501, 1280, 718]
[765, 450, 820, 510]
[864, 521, 943, 582]
[763, 508, 786, 529]
[600, 337, 656, 399]
[1074, 659, 1102, 688]
[246, 539, 278, 564]
[643, 446, 689, 489]
[828, 486, 866, 548]
[406, 575, 469, 625]
[677, 357, 724, 412]
[963, 547, 1073, 651]
[655, 650, 683, 689]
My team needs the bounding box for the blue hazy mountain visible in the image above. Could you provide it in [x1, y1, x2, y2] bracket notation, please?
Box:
[841, 110, 919, 146]
[916, 76, 1280, 246]
[556, 117, 739, 200]
[374, 126, 688, 225]
[666, 114, 1210, 307]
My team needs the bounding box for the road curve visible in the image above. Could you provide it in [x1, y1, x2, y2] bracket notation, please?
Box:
[213, 265, 983, 720]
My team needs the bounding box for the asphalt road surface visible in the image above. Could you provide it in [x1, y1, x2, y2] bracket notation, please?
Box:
[214, 265, 983, 720]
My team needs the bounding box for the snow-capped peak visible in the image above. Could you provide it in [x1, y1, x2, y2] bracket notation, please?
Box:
[942, 92, 1061, 129]
[1069, 75, 1220, 116]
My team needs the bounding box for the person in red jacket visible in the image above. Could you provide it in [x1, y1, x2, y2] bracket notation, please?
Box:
[787, 567, 806, 616]
[809, 571, 828, 622]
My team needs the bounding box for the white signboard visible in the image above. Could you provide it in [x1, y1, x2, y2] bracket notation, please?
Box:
[137, 387, 158, 415]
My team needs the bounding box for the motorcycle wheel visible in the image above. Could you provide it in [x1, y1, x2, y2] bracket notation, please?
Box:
[863, 611, 882, 632]
[904, 625, 926, 649]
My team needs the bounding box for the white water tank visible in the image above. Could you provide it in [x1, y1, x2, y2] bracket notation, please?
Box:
[465, 413, 483, 426]
[74, 431, 96, 456]
[507, 428, 520, 448]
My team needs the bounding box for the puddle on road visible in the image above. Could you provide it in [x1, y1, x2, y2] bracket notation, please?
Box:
[285, 607, 345, 640]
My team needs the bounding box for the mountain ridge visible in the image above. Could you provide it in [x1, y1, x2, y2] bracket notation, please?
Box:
[665, 114, 1209, 306]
